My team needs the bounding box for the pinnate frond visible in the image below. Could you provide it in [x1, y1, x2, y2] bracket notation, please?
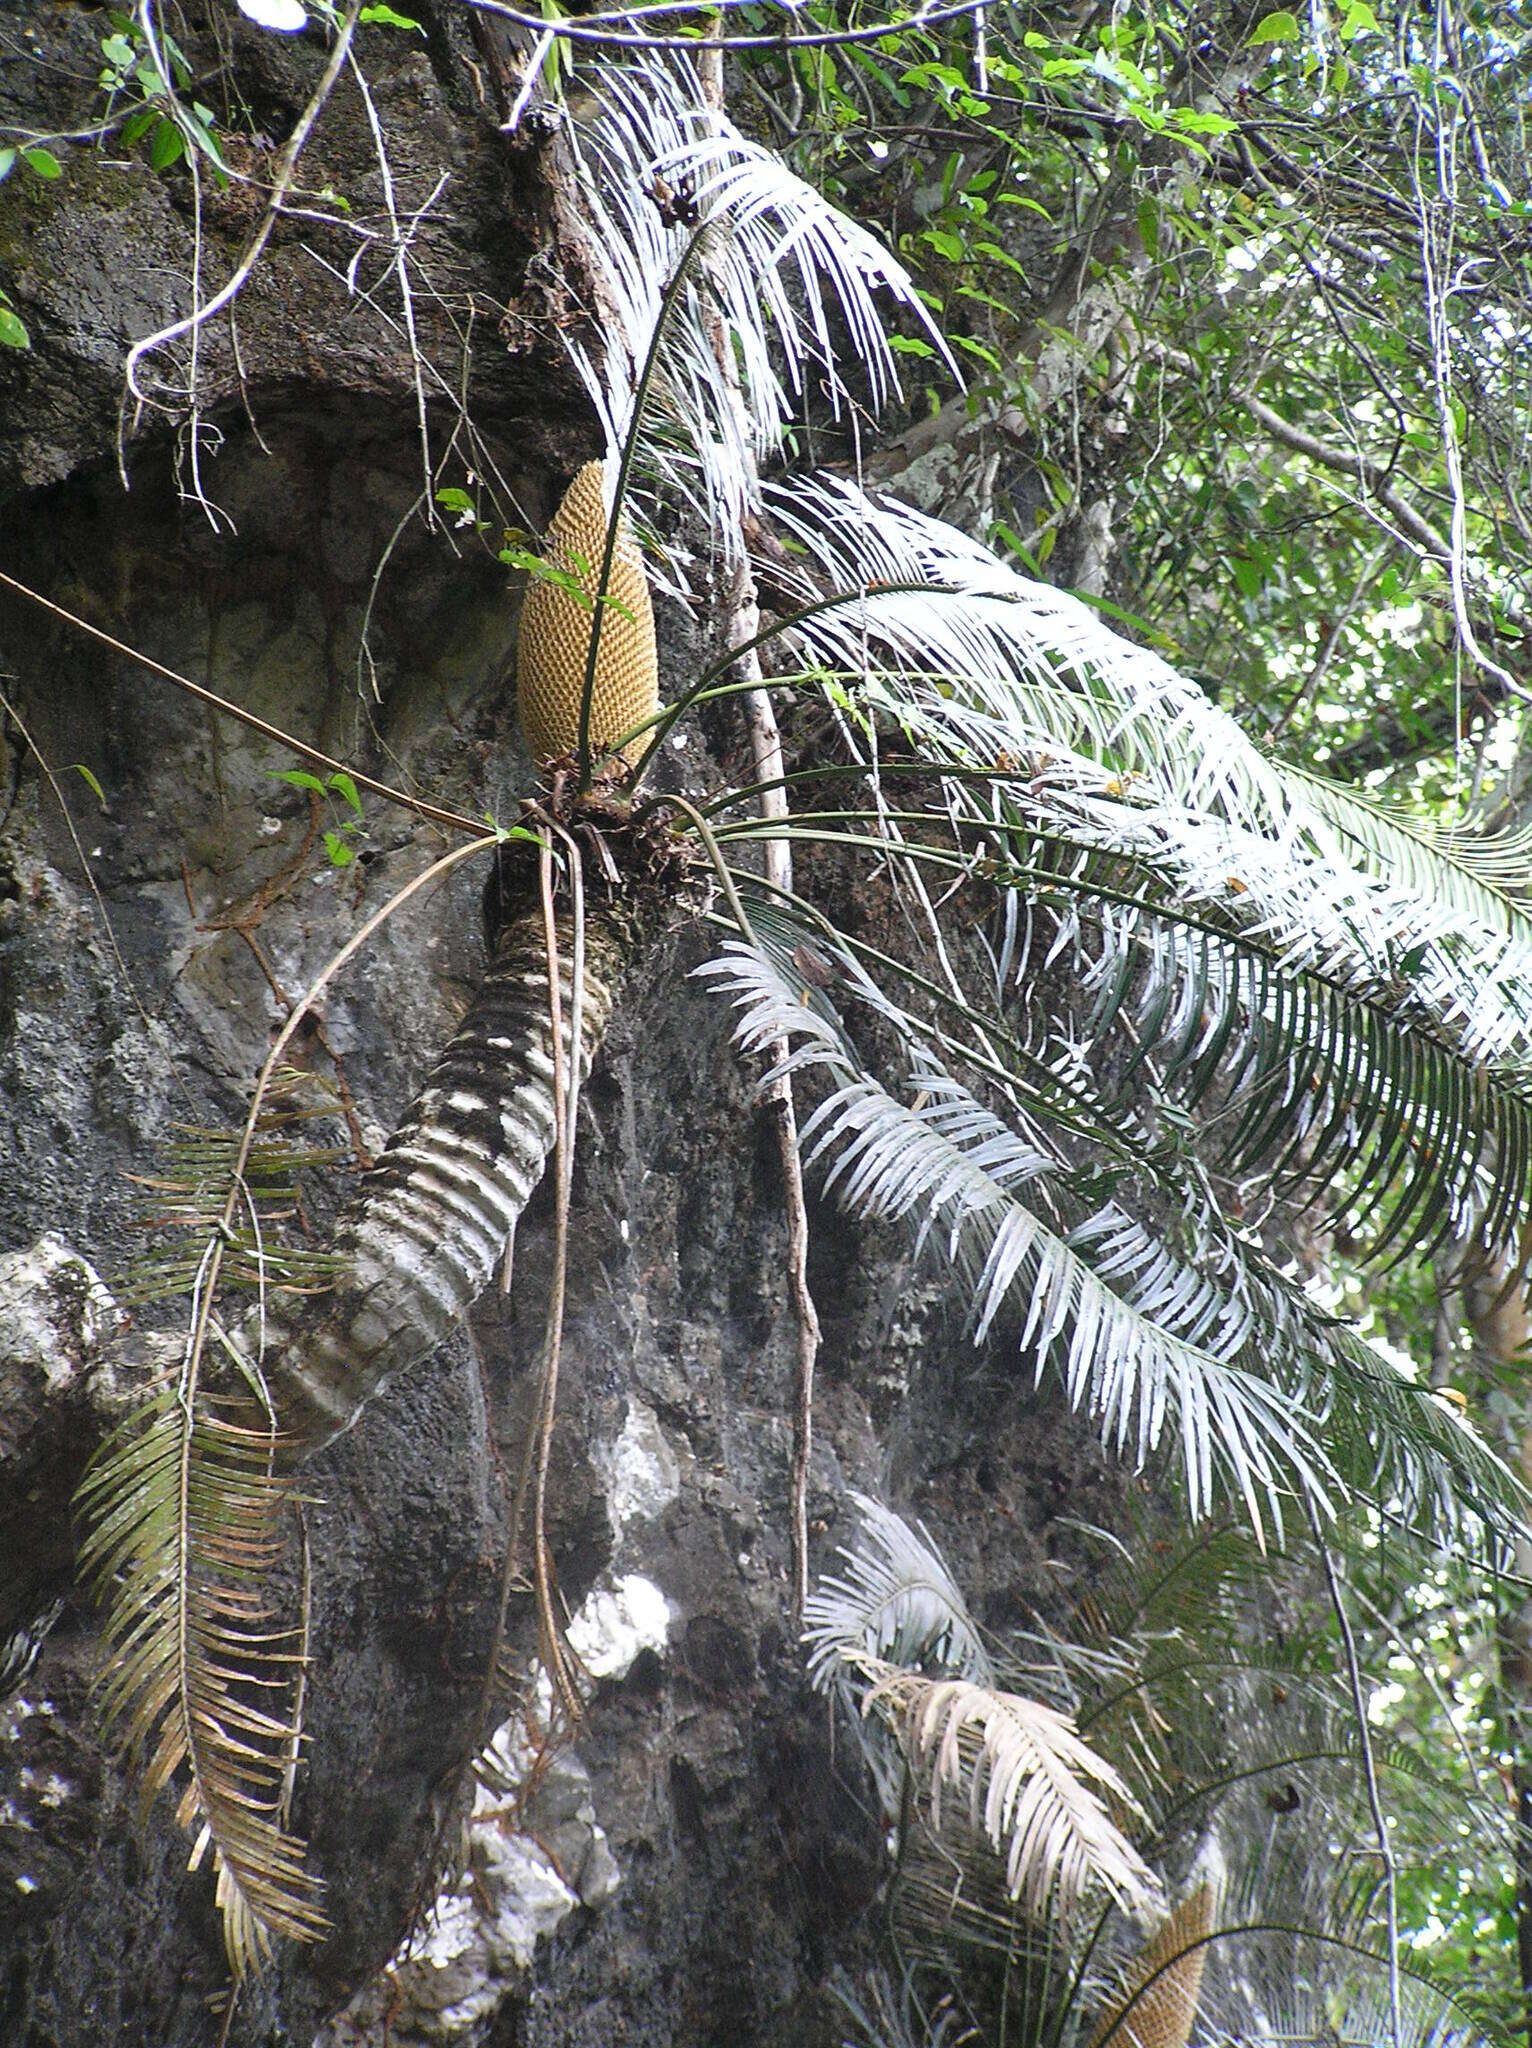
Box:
[77, 1077, 337, 1973]
[804, 1502, 1159, 1930]
[1287, 762, 1532, 943]
[563, 60, 952, 554]
[699, 937, 1334, 1538]
[867, 1668, 1159, 1923]
[803, 1490, 994, 1692]
[703, 932, 1527, 1542]
[762, 476, 1532, 1073]
[76, 1387, 325, 1972]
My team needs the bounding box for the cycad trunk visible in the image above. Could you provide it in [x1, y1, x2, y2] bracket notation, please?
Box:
[266, 887, 646, 1451]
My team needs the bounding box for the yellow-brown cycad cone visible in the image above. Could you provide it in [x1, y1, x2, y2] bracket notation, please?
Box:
[517, 460, 659, 772]
[1088, 1882, 1215, 2048]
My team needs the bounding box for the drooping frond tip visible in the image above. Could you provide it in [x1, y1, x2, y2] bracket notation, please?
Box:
[803, 1489, 994, 1691]
[873, 1668, 1160, 1924]
[804, 1495, 1160, 1926]
[517, 459, 659, 769]
[76, 1389, 326, 1975]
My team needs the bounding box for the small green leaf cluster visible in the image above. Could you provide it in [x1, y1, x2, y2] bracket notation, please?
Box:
[0, 285, 27, 352]
[0, 143, 62, 186]
[272, 767, 366, 869]
[96, 12, 226, 180]
[436, 483, 492, 532]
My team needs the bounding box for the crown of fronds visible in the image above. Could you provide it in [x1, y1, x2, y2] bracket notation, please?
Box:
[561, 57, 954, 555]
[811, 1504, 1503, 2048]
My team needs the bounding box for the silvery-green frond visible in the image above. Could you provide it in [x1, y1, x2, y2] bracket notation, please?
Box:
[701, 935, 1528, 1542]
[867, 1669, 1160, 1923]
[697, 939, 1335, 1539]
[1287, 762, 1532, 946]
[1070, 1197, 1524, 1541]
[1058, 891, 1532, 1269]
[803, 1507, 1159, 1925]
[803, 1491, 994, 1693]
[759, 476, 1532, 1065]
[560, 60, 954, 554]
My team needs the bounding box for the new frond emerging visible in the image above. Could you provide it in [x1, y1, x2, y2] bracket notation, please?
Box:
[562, 59, 954, 554]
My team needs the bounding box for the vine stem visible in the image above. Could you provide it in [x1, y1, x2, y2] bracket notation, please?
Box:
[697, 44, 821, 1618]
[527, 826, 586, 1721]
[0, 571, 485, 838]
[120, 0, 365, 462]
[1307, 1502, 1402, 2048]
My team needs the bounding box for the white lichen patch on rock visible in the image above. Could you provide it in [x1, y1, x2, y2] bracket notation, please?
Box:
[314, 1573, 668, 2045]
[592, 1397, 680, 1534]
[566, 1572, 670, 1679]
[15, 1766, 72, 1809]
[315, 1750, 619, 2045]
[0, 1234, 122, 1399]
[1, 1235, 130, 1491]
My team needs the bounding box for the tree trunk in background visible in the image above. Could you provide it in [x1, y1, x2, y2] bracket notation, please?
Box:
[1463, 1259, 1532, 2046]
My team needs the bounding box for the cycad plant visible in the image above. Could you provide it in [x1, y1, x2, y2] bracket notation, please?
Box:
[73, 42, 1532, 1993]
[807, 1495, 1505, 2048]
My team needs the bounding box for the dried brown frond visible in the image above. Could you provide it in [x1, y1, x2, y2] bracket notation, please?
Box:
[75, 1073, 341, 1975]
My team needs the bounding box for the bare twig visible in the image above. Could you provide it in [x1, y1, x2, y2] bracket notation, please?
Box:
[0, 571, 485, 837]
[120, 0, 364, 468]
[347, 50, 435, 524]
[698, 48, 821, 1616]
[462, 0, 989, 55]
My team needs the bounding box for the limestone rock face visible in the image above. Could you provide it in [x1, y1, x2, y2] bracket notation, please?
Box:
[0, 11, 1122, 2045]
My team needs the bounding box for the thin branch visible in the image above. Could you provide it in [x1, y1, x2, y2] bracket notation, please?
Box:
[0, 571, 485, 837]
[1239, 389, 1455, 563]
[346, 48, 435, 525]
[461, 0, 989, 55]
[1309, 1504, 1403, 2048]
